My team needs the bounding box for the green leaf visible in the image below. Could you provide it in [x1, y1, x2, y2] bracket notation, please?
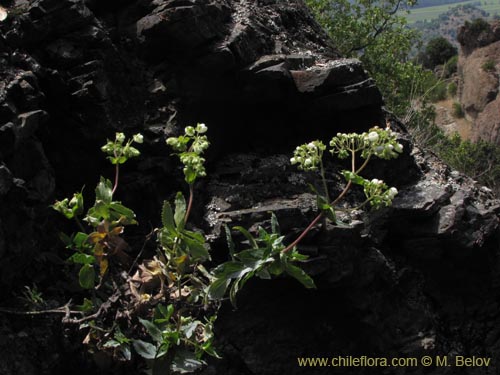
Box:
[59, 232, 72, 247]
[233, 226, 258, 249]
[183, 236, 210, 261]
[257, 267, 271, 279]
[155, 304, 174, 323]
[207, 277, 231, 300]
[234, 248, 265, 264]
[103, 339, 121, 348]
[174, 192, 186, 228]
[73, 232, 89, 249]
[133, 340, 158, 359]
[139, 318, 163, 344]
[95, 177, 113, 204]
[341, 171, 367, 186]
[284, 263, 316, 289]
[161, 201, 175, 232]
[76, 298, 94, 312]
[181, 320, 199, 339]
[171, 350, 205, 374]
[183, 230, 205, 244]
[119, 345, 132, 361]
[271, 212, 280, 234]
[184, 168, 197, 185]
[224, 224, 236, 260]
[109, 202, 136, 222]
[79, 264, 95, 289]
[69, 253, 95, 265]
[212, 261, 251, 279]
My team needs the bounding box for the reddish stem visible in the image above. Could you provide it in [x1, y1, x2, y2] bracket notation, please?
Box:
[282, 150, 356, 254]
[112, 163, 120, 196]
[184, 184, 194, 224]
[281, 212, 324, 253]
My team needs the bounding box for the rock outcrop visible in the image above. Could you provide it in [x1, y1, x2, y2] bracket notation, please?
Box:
[0, 1, 498, 375]
[457, 20, 500, 144]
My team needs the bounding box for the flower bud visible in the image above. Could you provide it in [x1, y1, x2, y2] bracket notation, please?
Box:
[133, 133, 144, 144]
[367, 131, 379, 142]
[196, 123, 208, 133]
[116, 132, 125, 143]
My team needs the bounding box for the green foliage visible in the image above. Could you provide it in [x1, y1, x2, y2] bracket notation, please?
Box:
[54, 132, 140, 289]
[445, 55, 458, 76]
[166, 124, 209, 184]
[306, 0, 430, 116]
[439, 133, 500, 192]
[420, 36, 457, 69]
[452, 102, 464, 118]
[20, 285, 44, 307]
[482, 59, 496, 72]
[101, 132, 143, 165]
[448, 81, 458, 97]
[208, 214, 315, 307]
[52, 125, 403, 374]
[426, 79, 448, 102]
[133, 306, 217, 373]
[466, 17, 491, 34]
[407, 109, 500, 195]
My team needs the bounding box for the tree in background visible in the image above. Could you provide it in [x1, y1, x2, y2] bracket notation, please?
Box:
[418, 36, 457, 69]
[305, 0, 432, 116]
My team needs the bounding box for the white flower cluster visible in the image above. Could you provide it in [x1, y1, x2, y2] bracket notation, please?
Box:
[101, 132, 143, 164]
[166, 123, 210, 184]
[364, 178, 399, 208]
[329, 126, 403, 160]
[290, 140, 326, 171]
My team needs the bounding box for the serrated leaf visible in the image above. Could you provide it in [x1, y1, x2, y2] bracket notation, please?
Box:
[79, 264, 95, 289]
[233, 226, 258, 249]
[174, 192, 186, 228]
[109, 202, 136, 221]
[133, 340, 158, 359]
[183, 230, 205, 244]
[139, 318, 163, 344]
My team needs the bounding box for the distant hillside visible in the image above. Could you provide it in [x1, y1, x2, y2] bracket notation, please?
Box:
[412, 0, 475, 8]
[411, 4, 490, 46]
[406, 0, 500, 24]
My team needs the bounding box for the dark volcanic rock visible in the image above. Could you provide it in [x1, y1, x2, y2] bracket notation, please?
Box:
[0, 1, 498, 375]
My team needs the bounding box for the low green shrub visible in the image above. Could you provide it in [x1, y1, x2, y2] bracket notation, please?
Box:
[452, 102, 464, 118]
[482, 59, 496, 72]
